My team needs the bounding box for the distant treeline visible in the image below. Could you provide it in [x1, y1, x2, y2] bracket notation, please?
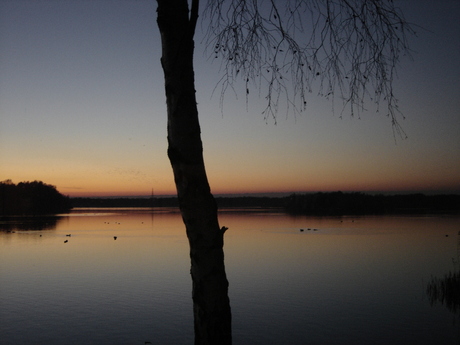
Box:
[0, 180, 72, 216]
[285, 192, 460, 215]
[71, 197, 177, 208]
[71, 192, 460, 215]
[70, 196, 285, 209]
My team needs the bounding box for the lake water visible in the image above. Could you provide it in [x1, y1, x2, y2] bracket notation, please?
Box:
[1, 208, 459, 345]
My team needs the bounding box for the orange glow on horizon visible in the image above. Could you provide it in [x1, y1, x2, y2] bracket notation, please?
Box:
[7, 158, 459, 198]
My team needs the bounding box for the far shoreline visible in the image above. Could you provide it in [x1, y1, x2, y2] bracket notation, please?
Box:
[69, 192, 460, 216]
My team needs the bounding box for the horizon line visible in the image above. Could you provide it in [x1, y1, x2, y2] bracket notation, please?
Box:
[69, 189, 460, 199]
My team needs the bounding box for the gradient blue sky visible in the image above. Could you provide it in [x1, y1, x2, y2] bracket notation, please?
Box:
[1, 0, 459, 197]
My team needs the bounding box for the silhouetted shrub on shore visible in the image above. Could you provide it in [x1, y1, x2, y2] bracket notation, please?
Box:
[0, 180, 72, 216]
[427, 270, 460, 315]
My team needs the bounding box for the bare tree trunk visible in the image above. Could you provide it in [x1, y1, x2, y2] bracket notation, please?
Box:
[156, 1, 232, 344]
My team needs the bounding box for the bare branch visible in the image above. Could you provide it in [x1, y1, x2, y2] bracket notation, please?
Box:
[202, 0, 416, 135]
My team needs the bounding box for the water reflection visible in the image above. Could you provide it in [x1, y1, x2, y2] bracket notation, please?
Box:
[0, 209, 459, 345]
[0, 215, 63, 231]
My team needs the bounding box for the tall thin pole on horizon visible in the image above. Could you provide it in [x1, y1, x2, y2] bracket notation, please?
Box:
[151, 188, 154, 209]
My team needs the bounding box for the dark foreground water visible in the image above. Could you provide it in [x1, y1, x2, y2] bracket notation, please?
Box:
[1, 208, 459, 344]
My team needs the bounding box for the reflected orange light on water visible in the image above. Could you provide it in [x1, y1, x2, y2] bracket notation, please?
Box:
[2, 210, 456, 281]
[1, 209, 459, 345]
[219, 213, 457, 285]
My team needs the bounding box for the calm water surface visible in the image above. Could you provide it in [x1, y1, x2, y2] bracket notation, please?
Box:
[1, 208, 459, 344]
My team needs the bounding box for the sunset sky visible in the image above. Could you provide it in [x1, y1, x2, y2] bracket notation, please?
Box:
[1, 1, 459, 197]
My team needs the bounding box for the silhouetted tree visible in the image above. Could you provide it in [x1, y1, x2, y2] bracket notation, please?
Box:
[0, 180, 71, 216]
[156, 1, 414, 343]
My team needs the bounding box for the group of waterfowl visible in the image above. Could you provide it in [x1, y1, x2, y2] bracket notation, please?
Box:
[63, 233, 71, 243]
[63, 232, 118, 243]
[61, 219, 130, 243]
[299, 228, 319, 232]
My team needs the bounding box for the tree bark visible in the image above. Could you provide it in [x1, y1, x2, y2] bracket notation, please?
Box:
[156, 1, 232, 344]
